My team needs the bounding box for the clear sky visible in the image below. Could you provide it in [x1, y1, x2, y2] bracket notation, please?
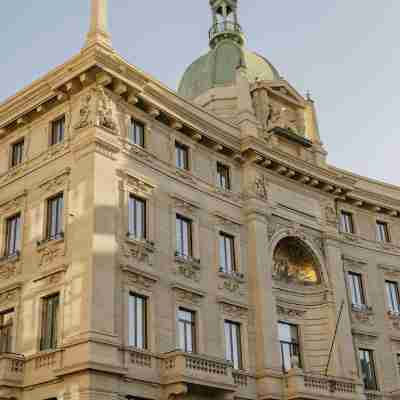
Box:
[1, 1, 399, 186]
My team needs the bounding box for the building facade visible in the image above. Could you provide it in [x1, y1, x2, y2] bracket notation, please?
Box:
[0, 1, 399, 399]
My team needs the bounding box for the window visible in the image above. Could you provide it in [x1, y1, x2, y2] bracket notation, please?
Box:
[178, 308, 196, 353]
[128, 293, 147, 349]
[40, 294, 59, 351]
[340, 211, 354, 234]
[359, 349, 378, 391]
[217, 162, 231, 190]
[0, 310, 14, 353]
[128, 196, 146, 240]
[224, 320, 242, 369]
[128, 118, 145, 147]
[397, 354, 400, 376]
[278, 322, 301, 372]
[46, 194, 64, 241]
[10, 140, 24, 168]
[175, 142, 189, 170]
[176, 215, 192, 258]
[51, 116, 65, 146]
[376, 221, 390, 243]
[4, 214, 21, 257]
[348, 272, 366, 309]
[386, 281, 400, 315]
[219, 232, 236, 273]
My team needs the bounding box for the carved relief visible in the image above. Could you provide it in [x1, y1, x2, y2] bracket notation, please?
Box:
[218, 273, 246, 295]
[96, 87, 117, 132]
[38, 245, 66, 268]
[0, 289, 19, 305]
[343, 255, 367, 270]
[220, 301, 248, 320]
[351, 306, 374, 326]
[173, 287, 203, 306]
[277, 305, 307, 318]
[174, 255, 201, 282]
[0, 260, 19, 280]
[0, 193, 26, 214]
[253, 174, 268, 200]
[266, 101, 304, 136]
[75, 92, 93, 129]
[171, 195, 199, 215]
[324, 205, 339, 227]
[273, 237, 321, 285]
[122, 239, 155, 266]
[122, 266, 158, 291]
[39, 169, 70, 194]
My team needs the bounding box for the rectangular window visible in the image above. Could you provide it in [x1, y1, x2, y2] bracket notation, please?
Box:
[178, 308, 196, 353]
[128, 293, 147, 349]
[386, 281, 400, 314]
[128, 119, 145, 147]
[175, 142, 189, 170]
[40, 294, 59, 351]
[219, 232, 236, 273]
[51, 116, 65, 146]
[278, 322, 301, 372]
[46, 194, 64, 241]
[359, 349, 378, 391]
[348, 272, 366, 308]
[376, 221, 390, 243]
[128, 195, 146, 240]
[176, 215, 192, 258]
[224, 320, 242, 370]
[5, 214, 21, 257]
[0, 309, 14, 353]
[217, 162, 231, 190]
[340, 211, 354, 234]
[10, 140, 24, 168]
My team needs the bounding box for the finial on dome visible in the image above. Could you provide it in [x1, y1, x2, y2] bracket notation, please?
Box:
[84, 0, 112, 50]
[208, 0, 244, 48]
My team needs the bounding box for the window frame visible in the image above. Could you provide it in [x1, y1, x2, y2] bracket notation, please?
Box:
[128, 292, 148, 350]
[175, 141, 190, 171]
[219, 231, 236, 273]
[50, 115, 66, 146]
[340, 211, 355, 234]
[358, 348, 378, 391]
[40, 293, 60, 351]
[347, 272, 366, 309]
[4, 213, 21, 258]
[128, 195, 147, 240]
[278, 321, 302, 373]
[376, 220, 390, 243]
[178, 307, 196, 353]
[10, 139, 24, 168]
[176, 214, 193, 258]
[386, 280, 400, 315]
[224, 320, 242, 370]
[128, 118, 145, 148]
[0, 309, 15, 353]
[46, 193, 64, 242]
[216, 162, 231, 191]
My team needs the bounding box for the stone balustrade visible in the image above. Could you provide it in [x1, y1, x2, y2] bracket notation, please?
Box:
[286, 369, 365, 400]
[0, 353, 24, 388]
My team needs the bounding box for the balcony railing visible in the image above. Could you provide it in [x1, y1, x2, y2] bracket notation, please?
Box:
[209, 21, 242, 42]
[286, 370, 362, 399]
[0, 353, 24, 387]
[161, 351, 235, 391]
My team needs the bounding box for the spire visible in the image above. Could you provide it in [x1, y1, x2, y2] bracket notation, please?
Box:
[84, 0, 112, 50]
[209, 0, 244, 48]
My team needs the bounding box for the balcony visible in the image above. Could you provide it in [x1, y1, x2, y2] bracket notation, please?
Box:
[161, 351, 236, 393]
[0, 353, 24, 388]
[286, 370, 364, 400]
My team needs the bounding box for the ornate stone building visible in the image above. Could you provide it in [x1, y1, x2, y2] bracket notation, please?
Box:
[0, 0, 399, 399]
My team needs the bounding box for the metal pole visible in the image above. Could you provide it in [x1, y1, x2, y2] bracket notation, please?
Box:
[324, 299, 345, 376]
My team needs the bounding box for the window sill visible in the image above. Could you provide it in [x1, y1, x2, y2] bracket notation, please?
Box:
[218, 269, 245, 283]
[174, 253, 201, 269]
[37, 233, 64, 249]
[351, 304, 373, 314]
[126, 235, 155, 251]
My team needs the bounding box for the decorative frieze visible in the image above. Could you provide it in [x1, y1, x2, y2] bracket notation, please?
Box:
[172, 285, 204, 306]
[342, 255, 367, 270]
[170, 194, 199, 216]
[39, 168, 70, 194]
[0, 191, 27, 214]
[219, 299, 248, 320]
[121, 265, 158, 291]
[174, 254, 201, 282]
[351, 305, 374, 326]
[218, 272, 246, 296]
[121, 239, 155, 266]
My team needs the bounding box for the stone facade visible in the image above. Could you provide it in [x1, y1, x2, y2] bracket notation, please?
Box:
[0, 1, 399, 400]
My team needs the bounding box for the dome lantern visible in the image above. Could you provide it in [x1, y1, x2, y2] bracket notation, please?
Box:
[209, 0, 244, 48]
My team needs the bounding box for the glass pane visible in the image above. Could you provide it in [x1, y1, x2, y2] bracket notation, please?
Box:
[128, 295, 135, 346]
[176, 218, 182, 255]
[220, 236, 226, 271]
[178, 320, 185, 351]
[224, 322, 232, 361]
[136, 297, 144, 348]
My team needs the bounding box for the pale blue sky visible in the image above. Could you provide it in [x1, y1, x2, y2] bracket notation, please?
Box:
[1, 1, 399, 185]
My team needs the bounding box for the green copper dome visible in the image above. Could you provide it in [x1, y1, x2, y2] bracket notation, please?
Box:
[178, 40, 280, 100]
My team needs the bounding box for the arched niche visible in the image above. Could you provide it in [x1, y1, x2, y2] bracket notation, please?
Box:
[272, 236, 322, 286]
